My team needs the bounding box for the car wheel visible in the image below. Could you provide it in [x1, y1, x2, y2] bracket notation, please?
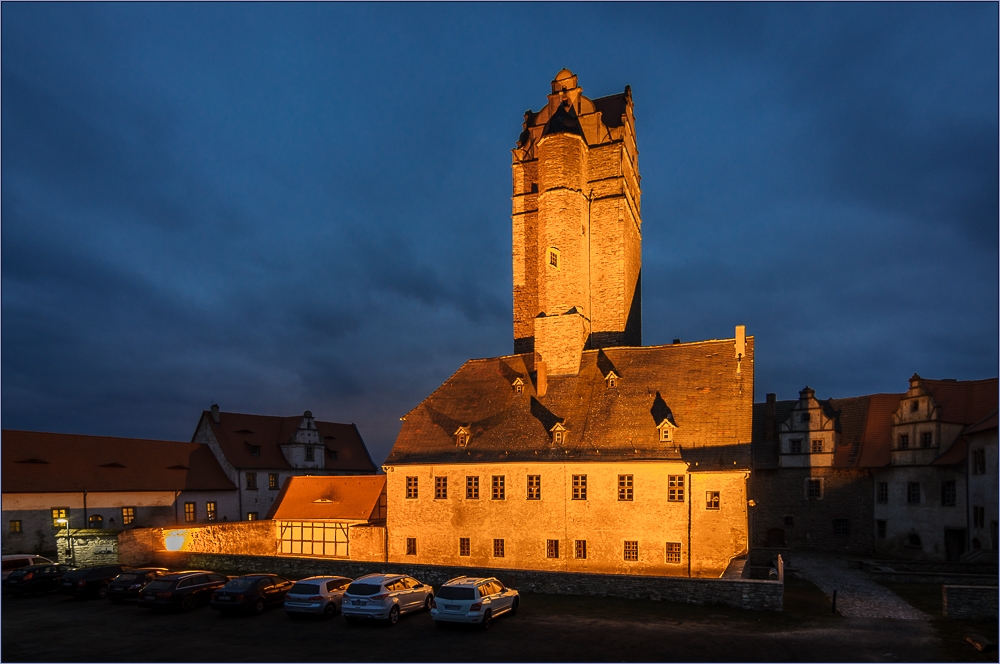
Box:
[323, 602, 337, 618]
[480, 609, 492, 630]
[253, 598, 266, 615]
[387, 605, 400, 625]
[424, 594, 433, 612]
[510, 597, 518, 616]
[181, 595, 197, 612]
[97, 585, 109, 599]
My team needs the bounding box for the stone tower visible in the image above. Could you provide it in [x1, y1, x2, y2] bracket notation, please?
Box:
[511, 69, 642, 376]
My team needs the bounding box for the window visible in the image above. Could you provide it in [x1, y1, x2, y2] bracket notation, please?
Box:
[665, 542, 682, 564]
[941, 481, 956, 506]
[184, 502, 196, 523]
[658, 424, 672, 443]
[575, 540, 587, 559]
[546, 539, 559, 558]
[514, 383, 523, 395]
[706, 491, 720, 510]
[246, 472, 257, 490]
[910, 400, 919, 412]
[88, 514, 103, 529]
[811, 439, 823, 453]
[876, 482, 888, 504]
[327, 449, 337, 460]
[974, 505, 985, 528]
[305, 447, 315, 461]
[667, 475, 685, 502]
[456, 428, 470, 447]
[406, 538, 417, 556]
[898, 434, 909, 450]
[206, 502, 217, 522]
[607, 373, 617, 389]
[800, 413, 810, 423]
[618, 475, 633, 501]
[906, 533, 922, 548]
[790, 439, 802, 454]
[972, 449, 986, 475]
[249, 445, 260, 456]
[527, 475, 541, 500]
[572, 475, 587, 500]
[278, 520, 348, 557]
[906, 482, 920, 504]
[548, 247, 560, 269]
[466, 476, 479, 499]
[623, 541, 639, 561]
[9, 520, 21, 534]
[531, 183, 538, 193]
[492, 476, 505, 500]
[406, 476, 418, 499]
[493, 539, 505, 558]
[435, 476, 448, 500]
[784, 515, 795, 526]
[121, 507, 135, 526]
[920, 432, 932, 448]
[553, 429, 565, 444]
[51, 508, 68, 527]
[806, 479, 822, 500]
[269, 473, 279, 490]
[247, 512, 258, 521]
[459, 538, 471, 556]
[832, 519, 849, 536]
[877, 520, 886, 539]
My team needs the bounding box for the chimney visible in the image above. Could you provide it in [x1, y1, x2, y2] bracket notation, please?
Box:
[210, 404, 220, 424]
[536, 361, 548, 398]
[765, 393, 776, 443]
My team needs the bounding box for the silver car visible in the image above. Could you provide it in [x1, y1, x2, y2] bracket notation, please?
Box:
[341, 573, 434, 625]
[430, 576, 519, 629]
[284, 576, 352, 619]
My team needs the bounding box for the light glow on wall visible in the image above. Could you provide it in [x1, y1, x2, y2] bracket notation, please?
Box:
[163, 530, 187, 551]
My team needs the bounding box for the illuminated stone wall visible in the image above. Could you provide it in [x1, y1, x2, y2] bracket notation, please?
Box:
[385, 462, 748, 578]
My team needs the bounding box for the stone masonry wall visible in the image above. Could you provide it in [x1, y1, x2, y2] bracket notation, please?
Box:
[118, 521, 276, 566]
[139, 551, 782, 611]
[942, 585, 999, 620]
[56, 529, 122, 566]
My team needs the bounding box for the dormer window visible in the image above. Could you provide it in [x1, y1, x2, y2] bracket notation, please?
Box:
[305, 447, 314, 462]
[605, 371, 619, 389]
[455, 426, 471, 448]
[249, 445, 260, 457]
[512, 377, 524, 395]
[656, 419, 676, 443]
[550, 422, 567, 445]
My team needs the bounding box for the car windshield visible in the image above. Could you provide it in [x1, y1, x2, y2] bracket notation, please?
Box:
[346, 583, 382, 596]
[223, 578, 260, 591]
[145, 580, 176, 591]
[7, 569, 28, 579]
[115, 574, 139, 583]
[437, 587, 476, 600]
[289, 583, 320, 595]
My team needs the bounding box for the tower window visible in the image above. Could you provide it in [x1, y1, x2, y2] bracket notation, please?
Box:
[548, 248, 560, 269]
[305, 447, 315, 461]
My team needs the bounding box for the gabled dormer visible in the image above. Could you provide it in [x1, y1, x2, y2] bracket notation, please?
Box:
[512, 377, 525, 395]
[890, 374, 947, 465]
[656, 418, 677, 443]
[778, 387, 838, 467]
[605, 370, 620, 389]
[454, 426, 472, 448]
[279, 410, 326, 469]
[550, 421, 568, 445]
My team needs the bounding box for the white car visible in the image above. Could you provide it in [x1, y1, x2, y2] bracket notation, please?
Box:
[2, 555, 53, 581]
[430, 576, 519, 629]
[284, 576, 352, 618]
[341, 573, 433, 625]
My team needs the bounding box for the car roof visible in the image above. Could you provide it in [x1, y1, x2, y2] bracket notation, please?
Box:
[130, 568, 168, 573]
[352, 573, 406, 584]
[443, 576, 497, 587]
[297, 576, 351, 582]
[158, 570, 215, 579]
[2, 554, 51, 561]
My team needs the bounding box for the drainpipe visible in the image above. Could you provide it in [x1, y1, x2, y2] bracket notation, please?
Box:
[687, 472, 692, 578]
[83, 491, 88, 527]
[174, 491, 179, 525]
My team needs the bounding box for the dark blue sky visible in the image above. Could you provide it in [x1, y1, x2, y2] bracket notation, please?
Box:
[3, 3, 997, 465]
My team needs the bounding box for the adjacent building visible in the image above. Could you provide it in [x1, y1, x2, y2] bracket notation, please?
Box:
[966, 411, 998, 553]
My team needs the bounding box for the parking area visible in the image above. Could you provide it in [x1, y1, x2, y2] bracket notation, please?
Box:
[1, 577, 979, 662]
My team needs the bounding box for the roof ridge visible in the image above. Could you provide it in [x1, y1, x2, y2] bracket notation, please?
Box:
[1, 429, 192, 445]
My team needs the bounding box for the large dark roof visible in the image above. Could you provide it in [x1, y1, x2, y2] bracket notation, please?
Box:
[591, 93, 627, 128]
[386, 338, 753, 469]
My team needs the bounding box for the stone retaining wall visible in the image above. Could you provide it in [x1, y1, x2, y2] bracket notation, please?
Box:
[56, 529, 122, 566]
[139, 551, 783, 611]
[942, 585, 999, 620]
[867, 570, 998, 586]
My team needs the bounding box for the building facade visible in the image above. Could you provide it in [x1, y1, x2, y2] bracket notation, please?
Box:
[966, 412, 998, 552]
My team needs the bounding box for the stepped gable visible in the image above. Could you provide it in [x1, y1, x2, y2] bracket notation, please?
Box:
[386, 337, 753, 466]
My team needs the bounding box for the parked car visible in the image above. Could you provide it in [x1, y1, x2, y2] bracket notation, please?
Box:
[137, 571, 228, 611]
[341, 573, 433, 625]
[58, 565, 132, 599]
[430, 576, 519, 629]
[284, 576, 352, 619]
[210, 574, 294, 615]
[106, 568, 169, 603]
[2, 555, 54, 581]
[2, 563, 76, 596]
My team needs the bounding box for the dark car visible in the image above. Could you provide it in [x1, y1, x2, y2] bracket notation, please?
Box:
[106, 568, 169, 603]
[58, 565, 132, 599]
[3, 564, 76, 596]
[211, 574, 294, 615]
[137, 571, 228, 611]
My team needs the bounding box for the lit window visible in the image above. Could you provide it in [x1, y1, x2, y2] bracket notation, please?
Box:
[249, 445, 261, 456]
[466, 476, 479, 499]
[527, 475, 541, 500]
[10, 520, 22, 534]
[876, 482, 888, 504]
[574, 540, 587, 559]
[246, 473, 257, 490]
[247, 512, 258, 521]
[305, 447, 315, 462]
[811, 439, 823, 453]
[184, 503, 196, 523]
[706, 491, 720, 510]
[51, 508, 68, 527]
[806, 479, 822, 500]
[406, 538, 417, 556]
[665, 542, 681, 564]
[941, 481, 956, 506]
[898, 434, 909, 450]
[920, 432, 932, 448]
[618, 475, 633, 501]
[546, 539, 559, 559]
[88, 514, 103, 529]
[548, 248, 560, 269]
[206, 502, 217, 522]
[907, 482, 920, 504]
[492, 476, 506, 500]
[406, 476, 418, 499]
[269, 473, 279, 490]
[833, 519, 849, 536]
[667, 475, 685, 502]
[572, 475, 587, 500]
[435, 476, 448, 500]
[493, 539, 505, 558]
[790, 439, 802, 454]
[459, 538, 471, 556]
[121, 507, 135, 525]
[877, 520, 886, 539]
[623, 541, 638, 561]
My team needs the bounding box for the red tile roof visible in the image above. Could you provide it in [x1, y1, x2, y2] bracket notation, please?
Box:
[200, 412, 377, 472]
[2, 430, 236, 493]
[922, 378, 998, 426]
[265, 475, 386, 521]
[854, 393, 906, 468]
[964, 410, 998, 435]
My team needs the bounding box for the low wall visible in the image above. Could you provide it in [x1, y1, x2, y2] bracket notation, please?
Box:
[137, 551, 783, 611]
[56, 529, 122, 566]
[119, 522, 277, 565]
[867, 570, 998, 586]
[942, 585, 998, 620]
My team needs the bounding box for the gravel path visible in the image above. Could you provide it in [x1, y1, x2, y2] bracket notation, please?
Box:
[790, 552, 929, 620]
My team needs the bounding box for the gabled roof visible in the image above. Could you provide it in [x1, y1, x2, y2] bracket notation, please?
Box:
[386, 338, 753, 469]
[199, 411, 377, 472]
[2, 430, 236, 493]
[965, 410, 998, 436]
[920, 378, 998, 426]
[265, 475, 386, 521]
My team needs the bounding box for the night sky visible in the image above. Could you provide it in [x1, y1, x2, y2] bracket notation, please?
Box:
[3, 3, 997, 465]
